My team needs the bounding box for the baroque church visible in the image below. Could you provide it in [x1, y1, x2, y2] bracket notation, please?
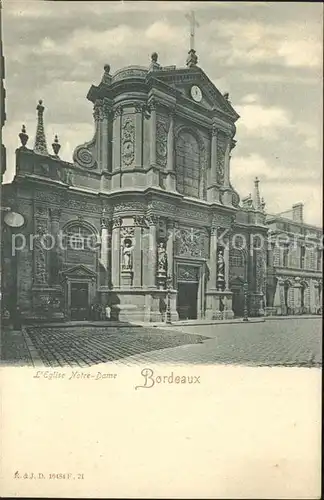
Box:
[1, 48, 269, 323]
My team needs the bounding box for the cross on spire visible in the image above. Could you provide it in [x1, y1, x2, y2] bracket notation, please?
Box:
[185, 10, 199, 51]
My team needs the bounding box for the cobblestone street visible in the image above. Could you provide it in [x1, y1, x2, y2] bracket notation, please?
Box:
[1, 318, 322, 368]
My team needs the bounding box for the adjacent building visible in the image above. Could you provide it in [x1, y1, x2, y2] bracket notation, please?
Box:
[266, 203, 322, 316]
[1, 50, 270, 323]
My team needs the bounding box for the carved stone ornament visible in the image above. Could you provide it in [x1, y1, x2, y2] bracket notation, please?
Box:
[134, 215, 147, 227]
[175, 226, 207, 258]
[113, 106, 122, 119]
[112, 217, 122, 228]
[121, 115, 135, 166]
[216, 143, 225, 184]
[93, 100, 105, 122]
[34, 218, 48, 284]
[120, 225, 135, 239]
[178, 265, 199, 282]
[50, 208, 61, 222]
[35, 204, 47, 217]
[114, 201, 146, 213]
[146, 214, 160, 226]
[156, 116, 169, 168]
[100, 217, 110, 230]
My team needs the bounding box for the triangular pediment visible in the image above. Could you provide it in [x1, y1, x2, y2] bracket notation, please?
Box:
[152, 66, 239, 121]
[61, 264, 97, 280]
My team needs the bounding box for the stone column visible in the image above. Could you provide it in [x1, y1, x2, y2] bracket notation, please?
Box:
[208, 227, 218, 290]
[222, 135, 233, 206]
[224, 241, 230, 291]
[111, 217, 121, 288]
[166, 219, 175, 280]
[207, 125, 220, 203]
[224, 136, 231, 187]
[293, 277, 301, 314]
[150, 100, 157, 166]
[133, 216, 145, 288]
[273, 278, 284, 314]
[93, 99, 109, 171]
[100, 216, 110, 285]
[166, 110, 176, 191]
[135, 104, 143, 168]
[112, 106, 122, 172]
[147, 215, 158, 288]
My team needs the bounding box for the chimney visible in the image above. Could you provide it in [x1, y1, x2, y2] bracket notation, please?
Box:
[292, 203, 303, 223]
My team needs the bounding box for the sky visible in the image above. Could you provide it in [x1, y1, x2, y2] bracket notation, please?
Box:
[2, 1, 323, 226]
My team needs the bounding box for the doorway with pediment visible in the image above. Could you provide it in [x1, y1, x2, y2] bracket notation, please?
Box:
[175, 260, 205, 320]
[61, 265, 97, 321]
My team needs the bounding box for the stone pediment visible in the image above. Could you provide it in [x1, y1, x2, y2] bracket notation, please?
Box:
[61, 264, 97, 280]
[152, 67, 239, 121]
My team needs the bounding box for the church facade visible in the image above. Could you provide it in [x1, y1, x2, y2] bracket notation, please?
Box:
[2, 51, 269, 323]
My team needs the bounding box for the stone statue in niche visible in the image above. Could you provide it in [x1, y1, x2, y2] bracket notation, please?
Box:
[122, 238, 134, 270]
[216, 249, 225, 291]
[157, 241, 168, 275]
[217, 250, 225, 276]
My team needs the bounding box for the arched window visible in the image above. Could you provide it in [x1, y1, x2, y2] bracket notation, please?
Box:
[175, 131, 200, 198]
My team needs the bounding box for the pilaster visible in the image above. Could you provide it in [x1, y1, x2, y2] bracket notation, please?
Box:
[207, 125, 221, 203]
[166, 110, 176, 191]
[135, 103, 143, 168]
[111, 217, 121, 288]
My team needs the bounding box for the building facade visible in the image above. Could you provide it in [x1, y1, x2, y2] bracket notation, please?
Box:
[1, 51, 275, 323]
[266, 203, 322, 316]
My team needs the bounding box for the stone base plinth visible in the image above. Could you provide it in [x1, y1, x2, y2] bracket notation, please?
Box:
[121, 270, 133, 287]
[205, 290, 234, 320]
[102, 289, 179, 323]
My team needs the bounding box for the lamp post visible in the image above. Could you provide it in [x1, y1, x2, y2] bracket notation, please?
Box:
[166, 274, 172, 324]
[243, 281, 249, 322]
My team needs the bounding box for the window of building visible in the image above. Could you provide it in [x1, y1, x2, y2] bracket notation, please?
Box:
[175, 131, 200, 198]
[300, 245, 306, 269]
[266, 249, 272, 267]
[63, 224, 97, 265]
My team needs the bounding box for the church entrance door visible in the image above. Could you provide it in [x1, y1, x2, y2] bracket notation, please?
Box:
[70, 282, 89, 321]
[177, 282, 199, 320]
[230, 278, 245, 318]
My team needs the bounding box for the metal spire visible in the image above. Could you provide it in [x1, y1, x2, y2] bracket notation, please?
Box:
[34, 99, 49, 155]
